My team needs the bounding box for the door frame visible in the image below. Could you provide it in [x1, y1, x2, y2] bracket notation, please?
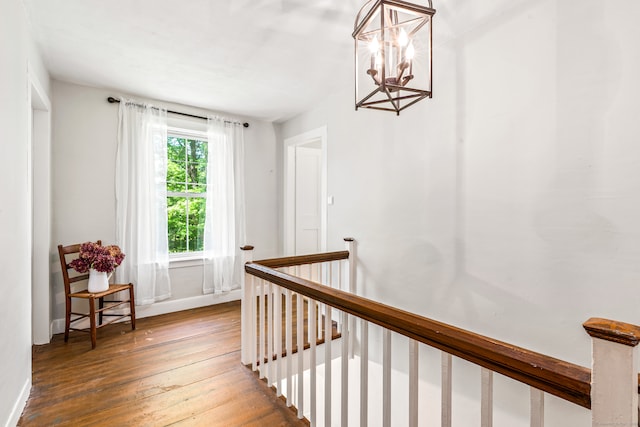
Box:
[283, 126, 327, 255]
[28, 64, 52, 345]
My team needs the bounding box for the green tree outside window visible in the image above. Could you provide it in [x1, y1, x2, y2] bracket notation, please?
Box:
[167, 135, 208, 254]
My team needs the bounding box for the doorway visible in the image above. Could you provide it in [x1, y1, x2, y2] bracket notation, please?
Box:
[284, 127, 327, 256]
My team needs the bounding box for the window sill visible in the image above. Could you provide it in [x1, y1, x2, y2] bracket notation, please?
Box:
[169, 256, 204, 269]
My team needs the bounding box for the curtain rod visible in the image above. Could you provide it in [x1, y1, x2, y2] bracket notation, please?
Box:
[107, 97, 249, 128]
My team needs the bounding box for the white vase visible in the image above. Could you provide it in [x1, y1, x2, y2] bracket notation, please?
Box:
[87, 269, 111, 293]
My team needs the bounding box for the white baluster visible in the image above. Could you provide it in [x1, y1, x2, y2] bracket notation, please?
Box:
[360, 320, 369, 427]
[275, 285, 283, 397]
[329, 260, 333, 289]
[383, 329, 391, 427]
[530, 387, 544, 427]
[442, 352, 452, 427]
[250, 274, 257, 372]
[341, 311, 349, 426]
[286, 287, 293, 406]
[297, 292, 304, 418]
[481, 368, 493, 427]
[309, 298, 317, 426]
[409, 339, 419, 427]
[259, 278, 265, 379]
[325, 304, 333, 427]
[267, 281, 274, 384]
[336, 261, 343, 335]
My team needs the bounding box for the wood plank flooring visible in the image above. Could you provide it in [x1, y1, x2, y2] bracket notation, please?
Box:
[19, 301, 308, 427]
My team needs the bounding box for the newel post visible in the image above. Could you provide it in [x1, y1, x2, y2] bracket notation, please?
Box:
[344, 237, 356, 293]
[344, 237, 356, 358]
[240, 245, 254, 365]
[583, 318, 640, 427]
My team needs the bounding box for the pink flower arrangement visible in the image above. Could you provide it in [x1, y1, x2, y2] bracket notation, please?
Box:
[69, 242, 125, 274]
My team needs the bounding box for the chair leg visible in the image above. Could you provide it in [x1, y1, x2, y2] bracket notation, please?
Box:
[64, 296, 71, 342]
[89, 297, 97, 349]
[98, 297, 104, 325]
[129, 283, 136, 330]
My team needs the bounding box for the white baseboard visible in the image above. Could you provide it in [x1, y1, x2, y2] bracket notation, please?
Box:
[5, 377, 31, 427]
[51, 318, 65, 336]
[135, 290, 241, 319]
[51, 291, 241, 335]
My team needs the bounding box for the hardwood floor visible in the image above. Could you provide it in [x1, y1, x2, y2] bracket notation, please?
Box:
[19, 301, 308, 426]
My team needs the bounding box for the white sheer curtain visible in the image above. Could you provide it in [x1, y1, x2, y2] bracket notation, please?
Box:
[115, 99, 172, 305]
[203, 117, 246, 293]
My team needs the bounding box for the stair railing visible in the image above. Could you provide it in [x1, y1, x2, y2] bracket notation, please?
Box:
[241, 238, 356, 423]
[241, 238, 640, 427]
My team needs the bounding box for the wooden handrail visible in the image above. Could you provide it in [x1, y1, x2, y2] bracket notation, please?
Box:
[253, 250, 350, 269]
[245, 262, 592, 409]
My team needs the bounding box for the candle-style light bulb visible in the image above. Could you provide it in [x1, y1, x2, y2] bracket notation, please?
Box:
[368, 36, 382, 73]
[406, 41, 415, 60]
[369, 36, 380, 53]
[406, 40, 415, 77]
[398, 28, 409, 47]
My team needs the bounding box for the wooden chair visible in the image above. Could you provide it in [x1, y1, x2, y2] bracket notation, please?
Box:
[57, 241, 136, 349]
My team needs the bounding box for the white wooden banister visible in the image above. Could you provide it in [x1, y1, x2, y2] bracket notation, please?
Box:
[584, 318, 640, 427]
[242, 240, 640, 427]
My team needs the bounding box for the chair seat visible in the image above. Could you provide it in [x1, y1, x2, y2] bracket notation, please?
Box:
[70, 284, 133, 299]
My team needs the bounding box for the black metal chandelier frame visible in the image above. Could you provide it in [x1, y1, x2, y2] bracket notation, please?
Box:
[353, 0, 436, 115]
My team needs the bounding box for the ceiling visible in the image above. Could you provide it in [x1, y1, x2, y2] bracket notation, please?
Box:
[23, 0, 522, 122]
[23, 0, 363, 122]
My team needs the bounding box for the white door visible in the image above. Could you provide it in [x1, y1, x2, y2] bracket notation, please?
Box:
[284, 126, 327, 256]
[294, 146, 322, 254]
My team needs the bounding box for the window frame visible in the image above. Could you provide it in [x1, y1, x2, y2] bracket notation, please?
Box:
[166, 126, 209, 261]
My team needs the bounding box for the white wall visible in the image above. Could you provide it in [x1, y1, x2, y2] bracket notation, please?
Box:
[51, 81, 279, 321]
[0, 0, 51, 425]
[278, 0, 640, 423]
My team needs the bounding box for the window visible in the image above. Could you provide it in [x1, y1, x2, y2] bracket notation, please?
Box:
[166, 130, 208, 255]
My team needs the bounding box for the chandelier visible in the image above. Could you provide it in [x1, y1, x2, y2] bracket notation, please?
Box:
[352, 0, 435, 114]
